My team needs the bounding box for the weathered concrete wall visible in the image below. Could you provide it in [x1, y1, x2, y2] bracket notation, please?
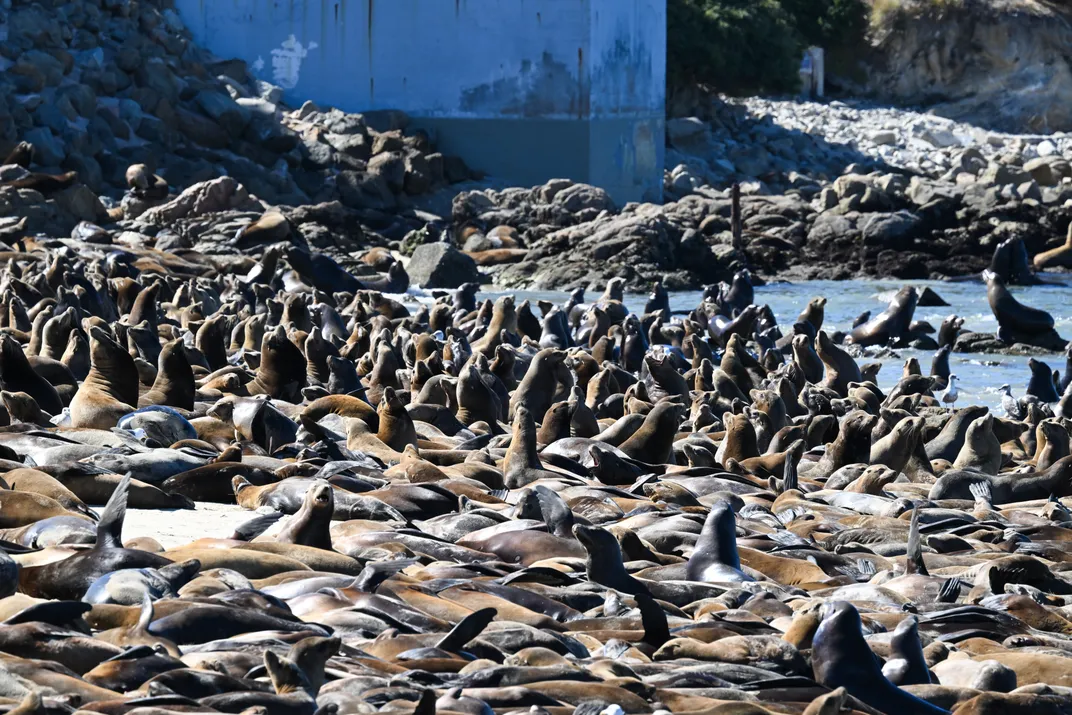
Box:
[174, 0, 665, 203]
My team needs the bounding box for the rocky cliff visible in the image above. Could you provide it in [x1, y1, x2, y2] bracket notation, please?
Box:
[863, 0, 1072, 132]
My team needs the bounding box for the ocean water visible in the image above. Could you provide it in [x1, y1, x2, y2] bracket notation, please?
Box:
[473, 279, 1072, 414]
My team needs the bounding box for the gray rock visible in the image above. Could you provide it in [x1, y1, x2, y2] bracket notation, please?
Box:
[1023, 157, 1058, 186]
[325, 132, 370, 160]
[807, 212, 857, 243]
[368, 152, 406, 193]
[53, 185, 107, 224]
[980, 162, 1030, 187]
[195, 90, 251, 137]
[175, 107, 230, 149]
[18, 50, 65, 87]
[869, 130, 897, 145]
[552, 183, 615, 216]
[23, 127, 66, 166]
[817, 187, 839, 210]
[917, 128, 959, 148]
[1017, 180, 1042, 202]
[861, 211, 922, 249]
[139, 177, 255, 224]
[407, 242, 480, 288]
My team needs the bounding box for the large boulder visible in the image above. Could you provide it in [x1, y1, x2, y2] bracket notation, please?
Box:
[407, 243, 481, 288]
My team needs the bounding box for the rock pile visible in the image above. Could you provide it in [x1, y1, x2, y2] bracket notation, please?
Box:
[0, 0, 473, 242]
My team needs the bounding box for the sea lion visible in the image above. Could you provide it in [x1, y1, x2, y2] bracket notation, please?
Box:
[617, 400, 686, 464]
[1034, 224, 1072, 270]
[1027, 357, 1061, 403]
[685, 501, 752, 583]
[815, 331, 862, 396]
[246, 325, 308, 402]
[0, 390, 52, 426]
[929, 454, 1072, 501]
[851, 286, 918, 347]
[274, 480, 334, 550]
[990, 235, 1036, 285]
[68, 327, 139, 428]
[812, 602, 950, 715]
[0, 334, 62, 415]
[985, 270, 1058, 342]
[18, 476, 173, 600]
[952, 414, 1001, 474]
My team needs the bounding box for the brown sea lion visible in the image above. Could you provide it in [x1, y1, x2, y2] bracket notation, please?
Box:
[1034, 223, 1072, 270]
[69, 327, 139, 429]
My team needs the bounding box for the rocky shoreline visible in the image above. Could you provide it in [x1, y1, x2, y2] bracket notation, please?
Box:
[471, 97, 1072, 291]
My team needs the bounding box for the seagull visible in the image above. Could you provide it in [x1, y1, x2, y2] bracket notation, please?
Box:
[941, 374, 959, 406]
[1000, 384, 1025, 421]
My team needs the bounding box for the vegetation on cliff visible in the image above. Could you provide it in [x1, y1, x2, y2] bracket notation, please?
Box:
[667, 0, 869, 94]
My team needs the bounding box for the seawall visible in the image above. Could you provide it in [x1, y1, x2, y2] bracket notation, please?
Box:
[174, 0, 666, 204]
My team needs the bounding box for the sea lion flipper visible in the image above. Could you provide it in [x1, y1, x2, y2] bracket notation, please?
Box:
[3, 600, 91, 627]
[156, 558, 201, 590]
[636, 592, 670, 647]
[104, 644, 159, 662]
[231, 511, 284, 541]
[136, 594, 154, 631]
[96, 473, 132, 549]
[938, 578, 962, 603]
[263, 649, 311, 695]
[533, 484, 575, 538]
[7, 691, 43, 715]
[415, 689, 436, 715]
[969, 481, 993, 507]
[435, 607, 496, 653]
[905, 506, 928, 577]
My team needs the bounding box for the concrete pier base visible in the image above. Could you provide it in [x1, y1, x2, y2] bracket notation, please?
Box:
[174, 0, 665, 204]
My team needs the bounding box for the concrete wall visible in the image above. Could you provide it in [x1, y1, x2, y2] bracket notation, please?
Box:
[174, 0, 665, 204]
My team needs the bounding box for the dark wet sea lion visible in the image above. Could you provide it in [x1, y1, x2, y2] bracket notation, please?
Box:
[1027, 357, 1061, 403]
[985, 270, 1055, 337]
[18, 476, 173, 600]
[813, 602, 949, 715]
[851, 286, 918, 347]
[0, 334, 62, 415]
[160, 462, 281, 504]
[685, 501, 752, 582]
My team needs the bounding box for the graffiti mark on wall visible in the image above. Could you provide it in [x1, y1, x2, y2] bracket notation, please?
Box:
[271, 34, 319, 89]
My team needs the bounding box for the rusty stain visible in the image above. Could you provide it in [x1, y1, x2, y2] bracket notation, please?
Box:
[455, 0, 460, 17]
[369, 76, 375, 102]
[334, 2, 338, 22]
[536, 12, 541, 24]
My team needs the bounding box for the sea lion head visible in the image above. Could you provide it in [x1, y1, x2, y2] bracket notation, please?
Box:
[572, 523, 618, 554]
[378, 387, 406, 418]
[0, 390, 44, 422]
[307, 479, 334, 515]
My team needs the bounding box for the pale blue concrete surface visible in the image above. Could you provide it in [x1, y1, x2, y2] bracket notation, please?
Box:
[174, 0, 665, 203]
